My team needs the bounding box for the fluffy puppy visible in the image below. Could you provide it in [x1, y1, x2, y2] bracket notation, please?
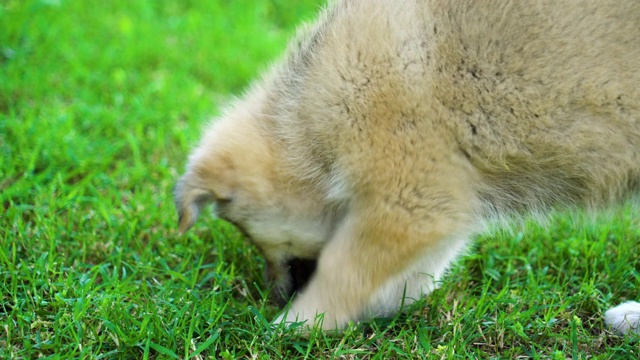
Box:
[175, 0, 640, 333]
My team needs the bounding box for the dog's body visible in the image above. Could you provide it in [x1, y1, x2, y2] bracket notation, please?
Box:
[176, 0, 640, 333]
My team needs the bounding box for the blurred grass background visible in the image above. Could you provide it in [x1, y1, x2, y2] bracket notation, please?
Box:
[1, 0, 639, 358]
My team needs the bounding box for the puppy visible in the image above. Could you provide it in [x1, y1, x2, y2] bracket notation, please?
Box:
[175, 0, 640, 333]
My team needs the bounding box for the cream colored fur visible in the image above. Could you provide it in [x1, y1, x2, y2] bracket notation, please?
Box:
[175, 0, 640, 333]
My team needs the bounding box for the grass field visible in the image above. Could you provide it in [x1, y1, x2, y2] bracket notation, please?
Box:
[2, 0, 640, 358]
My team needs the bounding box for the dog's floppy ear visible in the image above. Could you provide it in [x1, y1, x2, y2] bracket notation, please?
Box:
[174, 175, 213, 233]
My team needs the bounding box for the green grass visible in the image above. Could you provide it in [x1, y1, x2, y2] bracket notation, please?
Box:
[1, 0, 639, 358]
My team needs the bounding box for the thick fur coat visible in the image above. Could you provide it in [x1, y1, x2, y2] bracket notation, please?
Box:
[175, 0, 640, 333]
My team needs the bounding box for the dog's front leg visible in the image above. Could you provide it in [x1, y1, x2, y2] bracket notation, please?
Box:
[274, 193, 476, 332]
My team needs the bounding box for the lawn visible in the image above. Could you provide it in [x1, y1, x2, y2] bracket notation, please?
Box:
[1, 0, 639, 358]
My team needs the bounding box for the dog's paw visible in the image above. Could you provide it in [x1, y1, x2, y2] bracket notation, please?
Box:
[271, 299, 347, 334]
[270, 309, 316, 337]
[271, 306, 322, 331]
[604, 301, 640, 335]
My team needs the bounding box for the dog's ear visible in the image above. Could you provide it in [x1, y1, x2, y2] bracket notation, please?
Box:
[174, 176, 213, 233]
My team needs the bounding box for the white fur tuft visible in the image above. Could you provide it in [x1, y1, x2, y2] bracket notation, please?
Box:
[604, 301, 640, 335]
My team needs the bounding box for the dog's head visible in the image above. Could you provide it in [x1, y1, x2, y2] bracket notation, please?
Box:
[174, 104, 326, 305]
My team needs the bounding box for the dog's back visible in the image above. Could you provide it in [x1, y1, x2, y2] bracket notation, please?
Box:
[280, 0, 640, 214]
[435, 0, 640, 214]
